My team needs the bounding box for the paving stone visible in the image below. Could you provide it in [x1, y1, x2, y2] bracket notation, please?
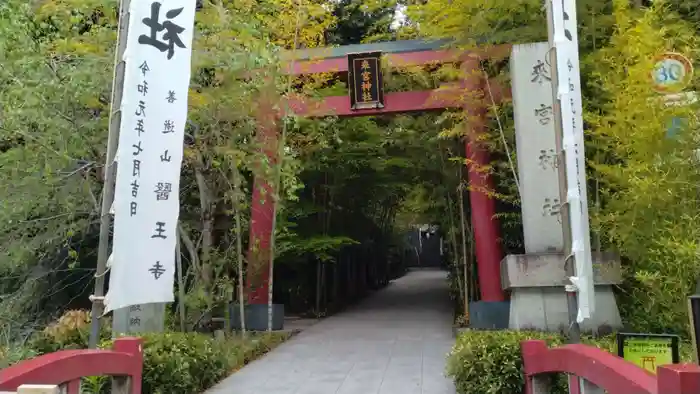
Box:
[206, 269, 456, 394]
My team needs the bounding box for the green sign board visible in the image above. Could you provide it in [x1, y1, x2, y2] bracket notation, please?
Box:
[617, 333, 680, 374]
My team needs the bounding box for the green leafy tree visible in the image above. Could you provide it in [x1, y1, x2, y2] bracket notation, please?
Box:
[0, 0, 289, 330]
[588, 0, 700, 334]
[325, 0, 398, 45]
[0, 0, 117, 328]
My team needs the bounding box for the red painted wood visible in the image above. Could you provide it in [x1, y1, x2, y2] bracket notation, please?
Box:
[521, 340, 700, 394]
[246, 171, 274, 305]
[464, 138, 505, 302]
[568, 375, 581, 394]
[66, 379, 81, 394]
[112, 337, 142, 394]
[657, 364, 700, 394]
[0, 338, 143, 394]
[462, 59, 505, 302]
[289, 90, 459, 117]
[246, 99, 279, 305]
[287, 81, 510, 118]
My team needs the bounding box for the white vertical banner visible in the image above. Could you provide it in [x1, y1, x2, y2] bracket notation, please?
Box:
[105, 0, 197, 313]
[511, 42, 564, 253]
[551, 0, 595, 322]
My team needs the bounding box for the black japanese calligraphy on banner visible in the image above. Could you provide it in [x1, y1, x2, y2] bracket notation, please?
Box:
[130, 64, 149, 217]
[347, 51, 384, 110]
[149, 261, 166, 279]
[139, 2, 187, 60]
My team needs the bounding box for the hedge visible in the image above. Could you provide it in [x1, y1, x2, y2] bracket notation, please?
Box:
[9, 310, 289, 394]
[447, 330, 567, 394]
[138, 332, 287, 394]
[446, 330, 693, 394]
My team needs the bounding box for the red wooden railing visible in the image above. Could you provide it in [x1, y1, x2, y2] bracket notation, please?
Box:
[0, 337, 143, 394]
[521, 340, 700, 394]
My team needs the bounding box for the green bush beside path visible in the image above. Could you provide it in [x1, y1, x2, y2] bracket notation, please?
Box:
[447, 330, 694, 394]
[2, 310, 289, 394]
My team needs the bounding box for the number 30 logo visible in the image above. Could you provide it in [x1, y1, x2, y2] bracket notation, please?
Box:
[652, 52, 693, 94]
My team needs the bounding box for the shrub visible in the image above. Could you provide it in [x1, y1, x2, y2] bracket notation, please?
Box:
[447, 330, 568, 394]
[447, 330, 694, 394]
[28, 310, 111, 354]
[143, 332, 290, 393]
[587, 0, 700, 336]
[19, 310, 289, 394]
[140, 332, 234, 394]
[0, 345, 38, 369]
[61, 332, 289, 394]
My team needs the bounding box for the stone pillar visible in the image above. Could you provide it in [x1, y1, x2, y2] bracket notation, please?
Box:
[507, 42, 621, 333]
[461, 57, 509, 329]
[112, 303, 166, 335]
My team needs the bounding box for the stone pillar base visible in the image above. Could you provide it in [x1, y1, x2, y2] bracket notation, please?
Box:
[229, 303, 285, 331]
[469, 301, 510, 330]
[501, 252, 623, 334]
[112, 302, 166, 336]
[509, 286, 621, 334]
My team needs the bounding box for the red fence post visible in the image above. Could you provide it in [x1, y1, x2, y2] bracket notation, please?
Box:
[65, 379, 81, 394]
[657, 364, 700, 394]
[521, 340, 550, 394]
[112, 337, 143, 394]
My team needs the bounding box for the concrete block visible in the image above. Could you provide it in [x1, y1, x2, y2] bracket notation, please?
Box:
[229, 303, 285, 331]
[501, 252, 622, 289]
[112, 302, 166, 336]
[468, 301, 510, 330]
[509, 285, 621, 334]
[16, 385, 60, 394]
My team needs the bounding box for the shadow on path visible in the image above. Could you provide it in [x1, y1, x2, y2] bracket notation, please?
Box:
[206, 268, 457, 394]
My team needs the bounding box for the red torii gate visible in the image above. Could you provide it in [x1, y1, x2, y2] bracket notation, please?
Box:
[246, 39, 512, 320]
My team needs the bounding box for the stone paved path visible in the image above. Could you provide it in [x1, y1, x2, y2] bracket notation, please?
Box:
[206, 268, 456, 394]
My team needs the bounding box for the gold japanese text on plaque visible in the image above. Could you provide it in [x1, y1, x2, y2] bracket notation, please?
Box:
[347, 51, 384, 110]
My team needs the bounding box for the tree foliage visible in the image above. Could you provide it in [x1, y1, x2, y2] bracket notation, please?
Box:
[406, 0, 700, 333]
[0, 0, 470, 335]
[4, 0, 699, 343]
[0, 0, 117, 327]
[587, 0, 700, 334]
[325, 0, 398, 44]
[0, 0, 289, 329]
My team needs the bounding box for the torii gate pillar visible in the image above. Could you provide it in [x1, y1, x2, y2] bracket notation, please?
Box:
[462, 58, 505, 304]
[460, 57, 510, 329]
